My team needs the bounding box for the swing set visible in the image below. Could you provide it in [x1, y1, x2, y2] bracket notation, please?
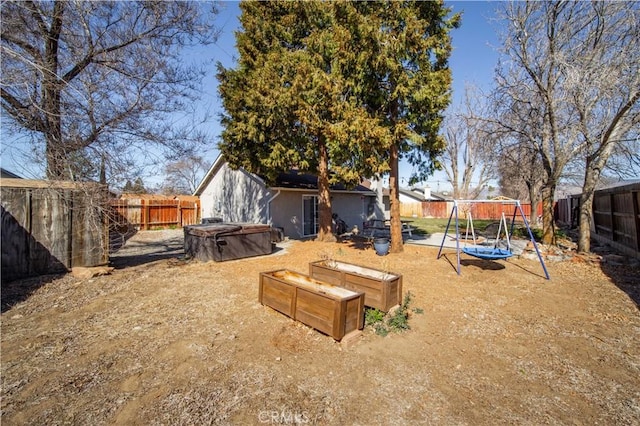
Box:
[436, 200, 550, 280]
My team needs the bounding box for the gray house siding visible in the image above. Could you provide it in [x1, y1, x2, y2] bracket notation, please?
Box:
[269, 191, 374, 238]
[331, 192, 373, 232]
[270, 191, 306, 238]
[199, 163, 269, 223]
[195, 155, 379, 240]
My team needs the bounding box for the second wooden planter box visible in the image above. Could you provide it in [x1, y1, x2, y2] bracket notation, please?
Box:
[309, 260, 402, 312]
[259, 269, 364, 341]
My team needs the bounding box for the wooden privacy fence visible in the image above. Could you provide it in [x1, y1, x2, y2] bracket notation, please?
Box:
[460, 201, 542, 221]
[555, 195, 581, 226]
[592, 182, 640, 257]
[400, 200, 542, 221]
[400, 201, 448, 218]
[1, 178, 109, 282]
[110, 197, 200, 230]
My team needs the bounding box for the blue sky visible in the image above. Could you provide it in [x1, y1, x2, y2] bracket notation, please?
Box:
[1, 1, 501, 190]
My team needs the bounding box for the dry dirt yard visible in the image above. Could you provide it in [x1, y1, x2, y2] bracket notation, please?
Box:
[2, 230, 639, 425]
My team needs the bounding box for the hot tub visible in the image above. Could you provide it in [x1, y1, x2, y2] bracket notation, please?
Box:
[184, 223, 273, 262]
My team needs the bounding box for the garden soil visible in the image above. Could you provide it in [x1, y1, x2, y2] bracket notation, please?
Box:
[2, 230, 639, 425]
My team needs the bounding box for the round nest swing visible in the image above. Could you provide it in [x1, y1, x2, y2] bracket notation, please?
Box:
[462, 247, 513, 260]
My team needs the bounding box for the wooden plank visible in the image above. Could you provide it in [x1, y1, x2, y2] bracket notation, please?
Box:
[2, 183, 108, 281]
[309, 260, 402, 312]
[295, 288, 335, 337]
[344, 296, 365, 332]
[259, 275, 295, 317]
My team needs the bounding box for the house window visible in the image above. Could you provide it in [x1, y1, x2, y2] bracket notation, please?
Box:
[302, 195, 319, 236]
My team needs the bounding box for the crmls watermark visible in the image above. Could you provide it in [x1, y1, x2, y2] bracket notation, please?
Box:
[257, 409, 310, 424]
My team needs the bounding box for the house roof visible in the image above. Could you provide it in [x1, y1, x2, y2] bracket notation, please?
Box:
[0, 168, 22, 179]
[399, 187, 450, 201]
[119, 193, 199, 202]
[194, 154, 375, 196]
[273, 170, 373, 193]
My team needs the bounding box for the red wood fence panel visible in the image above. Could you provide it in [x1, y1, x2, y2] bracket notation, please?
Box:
[109, 197, 200, 230]
[403, 200, 542, 221]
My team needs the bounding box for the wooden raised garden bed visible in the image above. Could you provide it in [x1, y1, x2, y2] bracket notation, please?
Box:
[309, 260, 402, 312]
[259, 269, 364, 341]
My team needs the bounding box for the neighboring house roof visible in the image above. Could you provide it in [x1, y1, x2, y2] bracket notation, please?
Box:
[0, 168, 22, 179]
[119, 193, 199, 201]
[194, 154, 375, 196]
[595, 179, 640, 191]
[399, 187, 450, 201]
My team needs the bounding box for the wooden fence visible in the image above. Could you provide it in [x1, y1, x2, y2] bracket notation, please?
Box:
[591, 182, 640, 257]
[110, 197, 200, 230]
[1, 179, 109, 282]
[555, 195, 581, 226]
[400, 200, 542, 221]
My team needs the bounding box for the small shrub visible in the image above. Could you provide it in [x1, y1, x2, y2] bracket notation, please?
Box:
[374, 323, 389, 337]
[387, 292, 413, 332]
[364, 292, 419, 336]
[365, 308, 385, 326]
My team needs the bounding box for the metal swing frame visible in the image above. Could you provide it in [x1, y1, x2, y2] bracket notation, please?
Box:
[436, 200, 550, 280]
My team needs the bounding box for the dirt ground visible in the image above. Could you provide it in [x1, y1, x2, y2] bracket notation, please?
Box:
[2, 230, 639, 425]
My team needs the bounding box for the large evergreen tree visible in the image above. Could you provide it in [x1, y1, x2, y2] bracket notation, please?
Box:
[218, 1, 457, 246]
[355, 1, 458, 252]
[218, 1, 384, 242]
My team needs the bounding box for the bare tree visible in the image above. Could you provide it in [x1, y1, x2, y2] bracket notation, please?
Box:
[159, 155, 208, 195]
[493, 1, 639, 247]
[566, 1, 640, 252]
[441, 87, 495, 200]
[495, 140, 544, 224]
[487, 83, 547, 224]
[1, 1, 219, 184]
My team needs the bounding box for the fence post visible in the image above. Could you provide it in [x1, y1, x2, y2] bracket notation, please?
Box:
[633, 190, 640, 251]
[142, 199, 149, 230]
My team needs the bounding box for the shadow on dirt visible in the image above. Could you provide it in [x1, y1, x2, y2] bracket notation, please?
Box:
[601, 262, 640, 309]
[109, 230, 287, 269]
[460, 258, 507, 271]
[565, 227, 640, 310]
[1, 273, 66, 313]
[110, 234, 186, 269]
[593, 245, 640, 310]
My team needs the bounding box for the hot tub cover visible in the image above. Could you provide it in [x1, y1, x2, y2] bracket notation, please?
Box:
[184, 223, 273, 262]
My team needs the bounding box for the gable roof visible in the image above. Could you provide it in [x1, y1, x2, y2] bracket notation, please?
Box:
[194, 154, 374, 196]
[273, 170, 373, 193]
[1, 168, 22, 179]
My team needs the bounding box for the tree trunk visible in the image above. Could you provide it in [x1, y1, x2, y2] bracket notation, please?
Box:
[527, 182, 540, 226]
[577, 191, 594, 253]
[541, 184, 556, 245]
[577, 155, 607, 253]
[389, 143, 403, 253]
[44, 1, 67, 180]
[316, 138, 336, 242]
